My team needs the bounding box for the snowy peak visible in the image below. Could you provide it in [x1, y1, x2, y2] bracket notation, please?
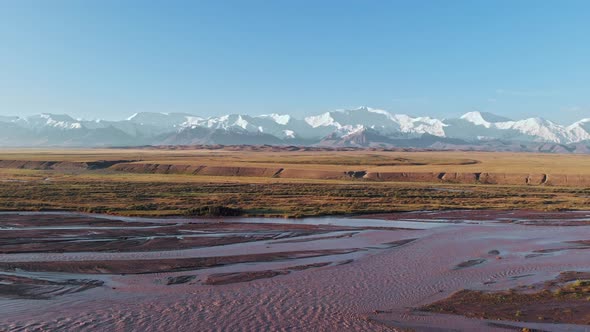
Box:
[1, 107, 589, 146]
[302, 107, 448, 138]
[567, 118, 590, 142]
[126, 113, 140, 121]
[21, 113, 83, 130]
[461, 111, 492, 127]
[305, 107, 391, 128]
[458, 111, 574, 143]
[305, 112, 337, 128]
[126, 112, 194, 127]
[393, 114, 446, 136]
[569, 118, 590, 129]
[192, 114, 257, 132]
[460, 111, 512, 127]
[505, 117, 566, 143]
[259, 113, 291, 125]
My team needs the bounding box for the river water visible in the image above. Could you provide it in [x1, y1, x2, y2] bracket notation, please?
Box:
[1, 211, 590, 331]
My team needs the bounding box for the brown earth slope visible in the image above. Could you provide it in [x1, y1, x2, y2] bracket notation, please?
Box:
[2, 158, 590, 186]
[107, 162, 590, 186]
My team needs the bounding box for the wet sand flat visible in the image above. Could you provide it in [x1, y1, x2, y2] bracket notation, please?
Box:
[1, 212, 590, 331]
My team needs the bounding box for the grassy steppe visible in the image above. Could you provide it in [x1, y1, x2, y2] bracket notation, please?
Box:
[0, 148, 588, 217]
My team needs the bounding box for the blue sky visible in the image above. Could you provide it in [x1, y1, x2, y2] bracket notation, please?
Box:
[1, 0, 589, 124]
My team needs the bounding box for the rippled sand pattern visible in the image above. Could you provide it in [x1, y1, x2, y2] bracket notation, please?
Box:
[1, 211, 590, 331]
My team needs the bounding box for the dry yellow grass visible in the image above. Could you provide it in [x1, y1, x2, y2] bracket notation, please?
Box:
[1, 148, 589, 174]
[0, 148, 588, 217]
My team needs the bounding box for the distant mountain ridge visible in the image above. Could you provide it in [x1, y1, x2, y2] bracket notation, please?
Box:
[1, 107, 589, 152]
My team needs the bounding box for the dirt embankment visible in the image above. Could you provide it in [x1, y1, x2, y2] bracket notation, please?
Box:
[110, 163, 284, 177]
[2, 159, 590, 186]
[0, 160, 131, 171]
[110, 163, 371, 180]
[366, 171, 590, 187]
[544, 174, 590, 187]
[110, 162, 590, 186]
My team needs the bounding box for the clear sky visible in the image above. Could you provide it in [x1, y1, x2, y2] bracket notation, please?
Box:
[1, 0, 589, 123]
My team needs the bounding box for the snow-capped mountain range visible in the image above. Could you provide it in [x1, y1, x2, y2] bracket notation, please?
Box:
[1, 107, 589, 150]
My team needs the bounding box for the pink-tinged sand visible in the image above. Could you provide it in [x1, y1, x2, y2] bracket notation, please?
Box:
[1, 211, 590, 331]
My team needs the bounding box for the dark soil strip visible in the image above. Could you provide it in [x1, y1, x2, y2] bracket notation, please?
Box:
[421, 271, 590, 325]
[454, 258, 486, 270]
[166, 275, 197, 285]
[0, 249, 358, 275]
[204, 262, 331, 286]
[0, 234, 288, 254]
[0, 274, 103, 300]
